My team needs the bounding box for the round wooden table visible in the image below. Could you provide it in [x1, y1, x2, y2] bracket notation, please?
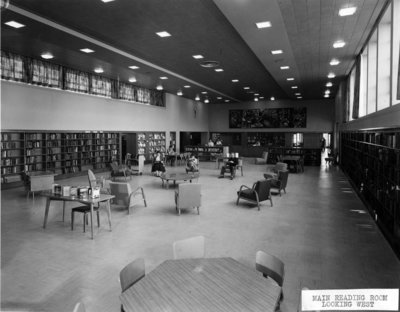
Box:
[160, 172, 199, 189]
[120, 257, 281, 312]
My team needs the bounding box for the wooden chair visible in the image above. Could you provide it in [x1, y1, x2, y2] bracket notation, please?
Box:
[173, 235, 205, 259]
[236, 179, 273, 210]
[73, 301, 86, 312]
[256, 250, 285, 307]
[175, 183, 201, 215]
[270, 170, 289, 196]
[109, 182, 147, 214]
[255, 151, 268, 164]
[110, 161, 130, 181]
[120, 258, 145, 293]
[71, 205, 100, 233]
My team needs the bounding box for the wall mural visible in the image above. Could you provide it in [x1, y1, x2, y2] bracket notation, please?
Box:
[229, 107, 307, 128]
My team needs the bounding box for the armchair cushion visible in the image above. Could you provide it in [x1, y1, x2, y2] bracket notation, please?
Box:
[175, 183, 201, 215]
[236, 179, 273, 210]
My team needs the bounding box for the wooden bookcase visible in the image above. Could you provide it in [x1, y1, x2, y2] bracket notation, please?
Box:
[340, 129, 400, 253]
[1, 131, 121, 188]
[265, 147, 322, 165]
[135, 132, 166, 161]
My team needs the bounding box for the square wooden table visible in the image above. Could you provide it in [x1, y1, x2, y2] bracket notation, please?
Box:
[120, 257, 281, 312]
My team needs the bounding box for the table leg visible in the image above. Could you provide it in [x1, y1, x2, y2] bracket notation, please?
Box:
[105, 200, 112, 231]
[43, 197, 51, 228]
[90, 203, 94, 239]
[62, 201, 66, 222]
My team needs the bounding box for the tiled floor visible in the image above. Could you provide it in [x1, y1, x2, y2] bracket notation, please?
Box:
[1, 158, 400, 312]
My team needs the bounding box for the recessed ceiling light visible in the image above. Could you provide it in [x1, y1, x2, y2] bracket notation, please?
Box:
[177, 90, 183, 96]
[5, 21, 25, 28]
[243, 87, 250, 90]
[339, 7, 357, 16]
[280, 66, 290, 70]
[297, 96, 303, 99]
[256, 21, 271, 29]
[215, 68, 224, 72]
[260, 96, 264, 99]
[192, 55, 204, 59]
[129, 77, 136, 83]
[232, 79, 239, 82]
[295, 93, 301, 96]
[217, 97, 223, 99]
[327, 73, 336, 78]
[326, 82, 333, 87]
[325, 90, 331, 94]
[270, 97, 275, 101]
[286, 78, 295, 81]
[156, 85, 163, 90]
[324, 94, 329, 98]
[41, 53, 53, 60]
[184, 85, 191, 88]
[254, 97, 259, 102]
[156, 31, 171, 38]
[94, 67, 104, 73]
[271, 50, 283, 55]
[225, 100, 230, 102]
[80, 48, 94, 53]
[254, 93, 259, 96]
[204, 99, 210, 104]
[195, 95, 200, 101]
[101, 0, 115, 2]
[330, 59, 340, 66]
[160, 76, 168, 80]
[291, 86, 298, 89]
[129, 65, 139, 70]
[201, 91, 207, 94]
[333, 40, 346, 48]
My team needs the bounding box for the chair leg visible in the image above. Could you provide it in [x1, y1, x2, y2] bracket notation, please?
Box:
[71, 210, 74, 231]
[83, 213, 86, 233]
[270, 197, 273, 207]
[141, 188, 147, 207]
[236, 196, 240, 205]
[197, 206, 200, 215]
[97, 210, 100, 228]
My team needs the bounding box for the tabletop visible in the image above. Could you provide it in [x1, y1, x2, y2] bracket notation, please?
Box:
[40, 190, 114, 204]
[120, 257, 281, 312]
[160, 172, 199, 181]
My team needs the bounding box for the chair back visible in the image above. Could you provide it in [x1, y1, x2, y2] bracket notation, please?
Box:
[261, 151, 268, 161]
[110, 161, 119, 172]
[173, 235, 205, 259]
[255, 250, 285, 287]
[275, 162, 287, 172]
[278, 170, 289, 189]
[176, 183, 201, 208]
[109, 182, 132, 206]
[254, 179, 271, 201]
[120, 258, 145, 292]
[87, 169, 96, 188]
[73, 302, 86, 312]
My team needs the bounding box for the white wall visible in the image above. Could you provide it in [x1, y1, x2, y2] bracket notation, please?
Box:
[0, 81, 209, 132]
[208, 99, 335, 133]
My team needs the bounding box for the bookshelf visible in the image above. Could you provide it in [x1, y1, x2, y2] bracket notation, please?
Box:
[136, 132, 166, 161]
[1, 131, 121, 188]
[341, 129, 400, 253]
[265, 147, 321, 165]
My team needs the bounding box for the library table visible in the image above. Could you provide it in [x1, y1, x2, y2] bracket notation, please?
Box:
[282, 155, 302, 173]
[160, 172, 199, 189]
[41, 191, 114, 239]
[120, 257, 281, 312]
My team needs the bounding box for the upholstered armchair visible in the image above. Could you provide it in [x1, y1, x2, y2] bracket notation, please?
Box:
[255, 151, 268, 164]
[110, 161, 130, 181]
[270, 170, 289, 196]
[109, 182, 147, 214]
[264, 162, 288, 179]
[236, 179, 273, 210]
[174, 183, 201, 215]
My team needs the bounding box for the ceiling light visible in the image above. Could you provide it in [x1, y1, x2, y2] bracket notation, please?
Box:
[217, 97, 222, 100]
[225, 100, 230, 102]
[5, 21, 25, 28]
[327, 73, 336, 78]
[254, 93, 259, 96]
[41, 53, 53, 60]
[160, 76, 168, 80]
[280, 66, 290, 70]
[254, 97, 259, 102]
[156, 31, 171, 38]
[215, 68, 224, 72]
[271, 50, 283, 55]
[129, 65, 139, 70]
[192, 55, 204, 59]
[129, 77, 136, 83]
[333, 40, 346, 48]
[156, 85, 163, 90]
[291, 86, 298, 89]
[286, 78, 294, 81]
[270, 97, 275, 101]
[326, 82, 333, 87]
[232, 79, 239, 82]
[80, 48, 94, 53]
[94, 67, 104, 73]
[201, 91, 207, 94]
[204, 99, 210, 104]
[195, 95, 200, 101]
[177, 90, 183, 96]
[297, 96, 303, 99]
[101, 0, 115, 2]
[256, 21, 271, 29]
[339, 7, 357, 16]
[243, 87, 250, 90]
[325, 90, 331, 94]
[260, 97, 264, 99]
[330, 59, 340, 66]
[324, 94, 329, 98]
[184, 85, 191, 88]
[295, 93, 301, 96]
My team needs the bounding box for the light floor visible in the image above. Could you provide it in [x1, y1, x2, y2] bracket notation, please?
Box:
[1, 157, 400, 312]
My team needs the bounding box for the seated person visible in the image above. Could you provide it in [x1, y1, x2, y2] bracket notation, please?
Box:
[218, 153, 238, 179]
[207, 139, 214, 147]
[186, 154, 199, 172]
[151, 151, 166, 177]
